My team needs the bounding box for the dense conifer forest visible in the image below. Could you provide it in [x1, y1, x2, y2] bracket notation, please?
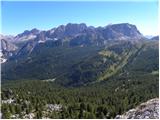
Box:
[1, 40, 158, 118]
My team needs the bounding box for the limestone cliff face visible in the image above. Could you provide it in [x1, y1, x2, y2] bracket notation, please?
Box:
[115, 98, 159, 119]
[0, 39, 18, 63]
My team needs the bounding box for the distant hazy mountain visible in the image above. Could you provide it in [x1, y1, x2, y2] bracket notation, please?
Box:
[0, 34, 15, 41]
[150, 36, 159, 40]
[145, 35, 154, 39]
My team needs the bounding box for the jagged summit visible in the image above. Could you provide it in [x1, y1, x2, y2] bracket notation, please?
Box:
[0, 23, 146, 63]
[11, 23, 143, 42]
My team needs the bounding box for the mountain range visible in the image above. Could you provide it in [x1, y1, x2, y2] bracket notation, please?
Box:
[1, 23, 159, 119]
[1, 23, 159, 86]
[1, 23, 158, 59]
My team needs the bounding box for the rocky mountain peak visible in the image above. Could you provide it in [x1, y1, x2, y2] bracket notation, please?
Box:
[65, 23, 87, 36]
[66, 23, 87, 30]
[36, 31, 46, 42]
[109, 23, 141, 35]
[14, 28, 40, 41]
[102, 23, 143, 40]
[51, 23, 87, 39]
[30, 28, 40, 34]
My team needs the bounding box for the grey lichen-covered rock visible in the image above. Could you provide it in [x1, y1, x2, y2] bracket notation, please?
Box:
[115, 98, 159, 119]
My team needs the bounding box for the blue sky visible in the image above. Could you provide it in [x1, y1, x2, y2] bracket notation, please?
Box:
[1, 0, 158, 36]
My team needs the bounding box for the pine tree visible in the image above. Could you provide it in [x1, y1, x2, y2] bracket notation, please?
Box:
[80, 102, 86, 111]
[2, 109, 11, 119]
[9, 104, 15, 114]
[78, 109, 84, 119]
[87, 103, 93, 112]
[15, 105, 22, 114]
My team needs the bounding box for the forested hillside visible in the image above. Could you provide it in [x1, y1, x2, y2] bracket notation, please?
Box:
[1, 40, 159, 119]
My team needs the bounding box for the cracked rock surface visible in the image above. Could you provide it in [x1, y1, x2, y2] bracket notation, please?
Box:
[115, 98, 159, 119]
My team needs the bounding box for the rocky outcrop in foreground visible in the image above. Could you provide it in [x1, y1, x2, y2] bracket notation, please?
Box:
[115, 98, 159, 119]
